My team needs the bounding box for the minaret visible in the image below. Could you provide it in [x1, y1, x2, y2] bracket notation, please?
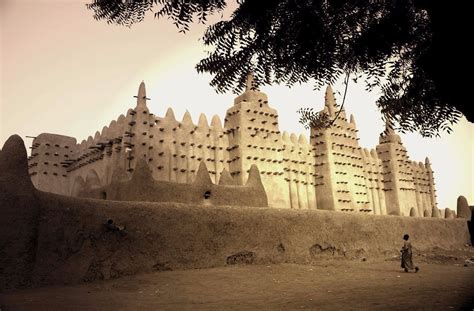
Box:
[376, 116, 402, 215]
[380, 115, 401, 144]
[134, 81, 150, 109]
[311, 85, 369, 213]
[324, 85, 337, 118]
[245, 71, 255, 91]
[128, 81, 153, 173]
[224, 72, 290, 208]
[376, 114, 417, 216]
[385, 118, 394, 133]
[350, 114, 356, 127]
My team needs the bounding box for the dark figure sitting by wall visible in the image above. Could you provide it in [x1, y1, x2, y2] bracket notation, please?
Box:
[104, 219, 127, 237]
[401, 234, 419, 273]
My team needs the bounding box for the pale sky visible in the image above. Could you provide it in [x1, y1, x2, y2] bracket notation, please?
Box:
[1, 0, 473, 210]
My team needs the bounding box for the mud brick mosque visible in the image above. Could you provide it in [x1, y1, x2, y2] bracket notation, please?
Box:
[27, 75, 438, 217]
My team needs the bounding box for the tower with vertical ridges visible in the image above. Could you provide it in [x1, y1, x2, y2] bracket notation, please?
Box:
[375, 116, 426, 216]
[310, 86, 369, 213]
[224, 72, 290, 208]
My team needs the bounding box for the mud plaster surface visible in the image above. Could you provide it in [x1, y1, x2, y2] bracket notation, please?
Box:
[1, 135, 471, 292]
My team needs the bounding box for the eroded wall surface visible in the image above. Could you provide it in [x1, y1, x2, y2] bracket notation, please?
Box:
[0, 136, 470, 290]
[30, 193, 470, 287]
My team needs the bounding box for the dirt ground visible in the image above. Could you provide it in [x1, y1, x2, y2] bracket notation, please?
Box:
[1, 256, 473, 311]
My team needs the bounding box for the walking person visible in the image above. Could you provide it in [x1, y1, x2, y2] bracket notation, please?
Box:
[401, 234, 419, 273]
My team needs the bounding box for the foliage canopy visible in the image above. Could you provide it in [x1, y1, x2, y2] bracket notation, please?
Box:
[86, 0, 470, 137]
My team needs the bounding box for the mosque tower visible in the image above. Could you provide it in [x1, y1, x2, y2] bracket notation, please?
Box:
[425, 157, 438, 211]
[223, 73, 291, 208]
[310, 85, 370, 213]
[375, 117, 421, 216]
[124, 81, 154, 174]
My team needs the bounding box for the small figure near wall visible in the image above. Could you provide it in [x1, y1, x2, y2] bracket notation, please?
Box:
[104, 219, 127, 237]
[401, 234, 419, 273]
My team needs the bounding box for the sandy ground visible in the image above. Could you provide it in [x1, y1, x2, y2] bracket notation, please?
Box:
[1, 257, 473, 311]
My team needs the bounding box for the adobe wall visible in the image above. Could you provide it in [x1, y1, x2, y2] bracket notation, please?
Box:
[0, 135, 470, 290]
[0, 136, 40, 290]
[78, 159, 268, 208]
[31, 192, 469, 288]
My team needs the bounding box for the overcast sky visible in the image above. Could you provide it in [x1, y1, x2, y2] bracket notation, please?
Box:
[1, 0, 473, 210]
